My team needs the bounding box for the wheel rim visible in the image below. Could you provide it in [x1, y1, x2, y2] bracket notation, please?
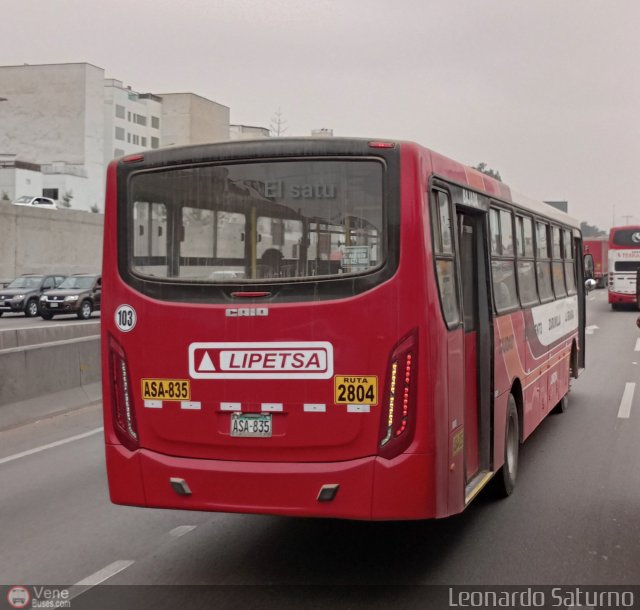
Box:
[28, 302, 38, 316]
[82, 303, 91, 317]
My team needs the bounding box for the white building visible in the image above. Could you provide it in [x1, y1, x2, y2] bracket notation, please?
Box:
[230, 124, 270, 140]
[0, 62, 241, 211]
[0, 156, 42, 202]
[159, 93, 230, 146]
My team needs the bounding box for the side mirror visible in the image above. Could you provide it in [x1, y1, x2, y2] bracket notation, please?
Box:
[585, 279, 597, 293]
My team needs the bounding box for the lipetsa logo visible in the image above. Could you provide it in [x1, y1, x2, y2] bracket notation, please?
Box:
[189, 342, 333, 379]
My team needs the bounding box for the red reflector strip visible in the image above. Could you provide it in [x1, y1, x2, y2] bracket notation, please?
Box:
[368, 141, 396, 149]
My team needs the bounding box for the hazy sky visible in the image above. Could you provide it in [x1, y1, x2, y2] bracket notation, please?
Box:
[3, 0, 639, 230]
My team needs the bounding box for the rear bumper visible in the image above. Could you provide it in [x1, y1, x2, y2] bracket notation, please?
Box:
[608, 292, 637, 304]
[106, 443, 436, 520]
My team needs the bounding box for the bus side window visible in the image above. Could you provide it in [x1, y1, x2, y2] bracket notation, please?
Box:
[564, 229, 576, 295]
[490, 207, 518, 313]
[535, 221, 553, 302]
[431, 190, 460, 328]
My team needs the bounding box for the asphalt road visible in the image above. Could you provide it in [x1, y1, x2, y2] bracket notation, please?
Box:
[1, 289, 639, 608]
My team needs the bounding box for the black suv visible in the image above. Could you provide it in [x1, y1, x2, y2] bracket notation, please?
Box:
[0, 274, 66, 317]
[39, 274, 102, 320]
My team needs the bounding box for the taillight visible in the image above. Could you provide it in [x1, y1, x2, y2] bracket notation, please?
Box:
[109, 336, 139, 451]
[379, 330, 418, 459]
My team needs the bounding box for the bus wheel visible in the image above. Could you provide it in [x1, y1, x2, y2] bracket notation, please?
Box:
[552, 393, 568, 414]
[496, 395, 519, 497]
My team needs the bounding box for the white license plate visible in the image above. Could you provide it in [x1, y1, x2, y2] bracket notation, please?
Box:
[50, 303, 59, 308]
[230, 413, 272, 438]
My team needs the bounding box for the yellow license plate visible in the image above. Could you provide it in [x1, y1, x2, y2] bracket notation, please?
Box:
[334, 376, 378, 405]
[141, 379, 190, 401]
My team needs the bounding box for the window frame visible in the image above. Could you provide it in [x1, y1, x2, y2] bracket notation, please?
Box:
[489, 204, 519, 314]
[430, 188, 461, 329]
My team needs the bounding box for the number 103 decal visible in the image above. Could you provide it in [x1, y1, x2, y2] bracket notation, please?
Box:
[115, 304, 137, 332]
[334, 376, 378, 405]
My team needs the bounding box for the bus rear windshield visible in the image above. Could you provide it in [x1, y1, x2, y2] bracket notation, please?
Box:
[612, 229, 640, 246]
[128, 160, 385, 283]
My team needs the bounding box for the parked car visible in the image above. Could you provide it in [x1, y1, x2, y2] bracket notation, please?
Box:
[12, 195, 58, 210]
[39, 274, 102, 320]
[0, 274, 66, 317]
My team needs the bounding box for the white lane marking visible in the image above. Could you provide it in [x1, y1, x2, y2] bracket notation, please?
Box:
[617, 383, 636, 419]
[169, 525, 196, 538]
[635, 338, 640, 352]
[0, 427, 103, 466]
[585, 325, 600, 335]
[74, 560, 134, 586]
[66, 560, 135, 600]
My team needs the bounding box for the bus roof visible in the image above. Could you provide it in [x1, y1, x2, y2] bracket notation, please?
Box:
[122, 136, 581, 231]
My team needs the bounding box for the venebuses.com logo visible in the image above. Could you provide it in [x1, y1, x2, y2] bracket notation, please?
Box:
[6, 586, 71, 608]
[7, 587, 30, 609]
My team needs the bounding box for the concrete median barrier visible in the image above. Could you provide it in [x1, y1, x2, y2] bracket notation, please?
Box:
[0, 334, 101, 429]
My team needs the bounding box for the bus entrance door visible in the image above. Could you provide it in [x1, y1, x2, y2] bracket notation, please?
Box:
[457, 210, 491, 493]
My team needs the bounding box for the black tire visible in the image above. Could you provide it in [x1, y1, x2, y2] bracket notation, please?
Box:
[611, 303, 621, 311]
[40, 312, 54, 320]
[495, 394, 519, 497]
[0, 311, 3, 317]
[25, 298, 39, 317]
[552, 393, 568, 414]
[78, 300, 93, 320]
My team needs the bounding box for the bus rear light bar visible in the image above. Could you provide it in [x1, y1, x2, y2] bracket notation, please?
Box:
[368, 141, 396, 149]
[230, 291, 271, 298]
[109, 336, 139, 451]
[122, 153, 144, 164]
[379, 330, 418, 459]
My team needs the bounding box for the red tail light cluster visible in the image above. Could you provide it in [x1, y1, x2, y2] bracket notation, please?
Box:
[109, 336, 139, 451]
[379, 330, 418, 459]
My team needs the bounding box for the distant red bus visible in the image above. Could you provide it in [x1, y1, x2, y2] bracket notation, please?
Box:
[608, 225, 640, 309]
[583, 237, 608, 288]
[101, 138, 587, 520]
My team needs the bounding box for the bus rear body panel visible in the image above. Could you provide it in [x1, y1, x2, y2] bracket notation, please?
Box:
[608, 226, 640, 305]
[102, 141, 448, 520]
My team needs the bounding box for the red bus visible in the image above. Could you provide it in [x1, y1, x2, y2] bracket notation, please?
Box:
[101, 138, 587, 520]
[583, 237, 608, 288]
[608, 225, 640, 310]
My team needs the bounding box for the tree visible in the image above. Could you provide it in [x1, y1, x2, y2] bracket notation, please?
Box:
[473, 162, 502, 182]
[90, 204, 100, 214]
[60, 190, 73, 208]
[270, 108, 287, 137]
[579, 221, 606, 238]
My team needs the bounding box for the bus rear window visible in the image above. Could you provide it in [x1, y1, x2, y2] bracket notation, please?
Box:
[128, 160, 385, 282]
[612, 229, 640, 246]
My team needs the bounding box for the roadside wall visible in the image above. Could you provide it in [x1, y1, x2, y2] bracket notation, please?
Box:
[0, 203, 103, 284]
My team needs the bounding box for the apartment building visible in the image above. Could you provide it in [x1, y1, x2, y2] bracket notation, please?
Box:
[0, 62, 233, 211]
